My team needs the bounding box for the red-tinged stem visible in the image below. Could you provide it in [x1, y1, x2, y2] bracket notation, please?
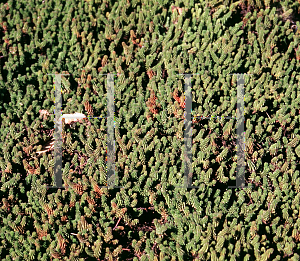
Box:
[113, 217, 122, 230]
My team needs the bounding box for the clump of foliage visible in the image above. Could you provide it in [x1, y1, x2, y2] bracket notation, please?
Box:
[0, 0, 300, 260]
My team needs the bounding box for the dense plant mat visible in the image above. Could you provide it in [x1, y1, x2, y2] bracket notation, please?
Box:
[1, 0, 300, 260]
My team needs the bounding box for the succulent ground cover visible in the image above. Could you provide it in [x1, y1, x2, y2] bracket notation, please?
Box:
[0, 0, 300, 260]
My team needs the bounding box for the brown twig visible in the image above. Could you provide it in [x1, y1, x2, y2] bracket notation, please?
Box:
[151, 242, 157, 251]
[113, 217, 122, 230]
